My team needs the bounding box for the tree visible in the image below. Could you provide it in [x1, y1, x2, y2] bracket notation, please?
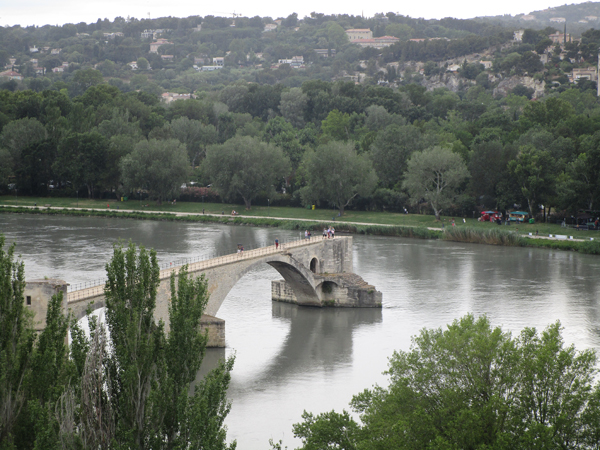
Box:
[170, 117, 217, 167]
[321, 110, 352, 141]
[279, 88, 308, 129]
[292, 315, 600, 450]
[121, 139, 190, 204]
[0, 117, 48, 189]
[300, 141, 377, 215]
[369, 124, 427, 189]
[103, 242, 235, 449]
[402, 146, 469, 220]
[264, 117, 304, 170]
[0, 236, 34, 447]
[54, 131, 109, 198]
[136, 57, 149, 70]
[508, 146, 557, 217]
[203, 136, 290, 209]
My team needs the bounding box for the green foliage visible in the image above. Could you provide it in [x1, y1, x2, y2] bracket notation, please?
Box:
[293, 314, 600, 450]
[442, 226, 526, 246]
[104, 242, 236, 449]
[293, 410, 359, 450]
[121, 138, 190, 203]
[0, 236, 33, 447]
[403, 146, 470, 220]
[204, 135, 290, 209]
[300, 141, 377, 214]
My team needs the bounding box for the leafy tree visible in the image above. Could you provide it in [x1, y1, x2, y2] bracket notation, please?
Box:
[292, 410, 359, 450]
[293, 315, 600, 450]
[321, 109, 352, 141]
[369, 124, 426, 189]
[559, 136, 600, 211]
[508, 145, 557, 217]
[54, 131, 109, 198]
[204, 136, 290, 209]
[170, 117, 218, 167]
[120, 138, 190, 203]
[264, 117, 304, 169]
[300, 141, 377, 215]
[0, 236, 34, 447]
[103, 242, 235, 449]
[0, 118, 47, 188]
[402, 146, 469, 220]
[136, 57, 149, 70]
[279, 88, 308, 129]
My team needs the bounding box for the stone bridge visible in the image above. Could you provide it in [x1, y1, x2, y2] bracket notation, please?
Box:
[24, 236, 382, 347]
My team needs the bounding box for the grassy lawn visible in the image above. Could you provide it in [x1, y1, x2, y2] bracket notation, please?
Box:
[2, 195, 599, 239]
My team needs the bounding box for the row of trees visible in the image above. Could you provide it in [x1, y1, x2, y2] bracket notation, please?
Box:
[0, 236, 235, 449]
[289, 314, 600, 449]
[2, 78, 600, 218]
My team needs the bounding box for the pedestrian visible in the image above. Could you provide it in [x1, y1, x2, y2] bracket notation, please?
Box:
[202, 208, 205, 214]
[308, 230, 311, 239]
[331, 226, 335, 238]
[107, 203, 110, 209]
[304, 230, 308, 239]
[451, 218, 455, 227]
[463, 218, 466, 223]
[323, 228, 327, 238]
[275, 238, 279, 249]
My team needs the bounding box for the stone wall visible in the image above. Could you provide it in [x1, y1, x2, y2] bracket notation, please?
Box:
[25, 279, 68, 331]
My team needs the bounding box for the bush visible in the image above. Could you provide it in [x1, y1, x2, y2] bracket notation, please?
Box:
[443, 227, 526, 246]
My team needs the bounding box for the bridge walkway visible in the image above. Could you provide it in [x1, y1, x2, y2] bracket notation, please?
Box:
[66, 236, 329, 304]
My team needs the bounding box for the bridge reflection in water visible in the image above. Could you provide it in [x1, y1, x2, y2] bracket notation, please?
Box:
[196, 301, 383, 385]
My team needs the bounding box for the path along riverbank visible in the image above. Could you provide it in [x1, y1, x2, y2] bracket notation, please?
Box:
[2, 204, 599, 255]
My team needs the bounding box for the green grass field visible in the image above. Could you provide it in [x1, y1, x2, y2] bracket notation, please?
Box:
[1, 195, 598, 240]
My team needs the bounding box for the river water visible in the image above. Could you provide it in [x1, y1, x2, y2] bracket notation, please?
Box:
[2, 214, 600, 449]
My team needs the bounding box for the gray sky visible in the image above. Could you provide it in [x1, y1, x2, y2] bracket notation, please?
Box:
[2, 0, 592, 27]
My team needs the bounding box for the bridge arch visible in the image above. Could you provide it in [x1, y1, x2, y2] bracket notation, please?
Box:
[202, 252, 322, 316]
[310, 257, 318, 273]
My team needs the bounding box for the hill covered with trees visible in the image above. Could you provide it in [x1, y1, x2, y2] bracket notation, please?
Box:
[2, 8, 600, 222]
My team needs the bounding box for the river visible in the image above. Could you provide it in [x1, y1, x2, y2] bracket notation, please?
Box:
[2, 213, 600, 449]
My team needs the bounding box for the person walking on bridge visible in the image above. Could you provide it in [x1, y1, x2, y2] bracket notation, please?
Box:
[275, 238, 279, 249]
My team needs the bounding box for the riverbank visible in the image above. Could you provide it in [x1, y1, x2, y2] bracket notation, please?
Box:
[1, 202, 599, 255]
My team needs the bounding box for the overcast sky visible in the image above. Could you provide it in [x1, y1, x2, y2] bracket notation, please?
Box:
[2, 0, 593, 27]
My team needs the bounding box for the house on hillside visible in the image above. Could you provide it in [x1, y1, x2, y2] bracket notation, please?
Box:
[0, 70, 23, 80]
[514, 30, 524, 41]
[549, 17, 566, 23]
[345, 28, 373, 40]
[571, 67, 597, 82]
[315, 49, 336, 58]
[263, 24, 277, 32]
[352, 36, 399, 48]
[161, 92, 195, 103]
[150, 39, 173, 53]
[548, 32, 572, 44]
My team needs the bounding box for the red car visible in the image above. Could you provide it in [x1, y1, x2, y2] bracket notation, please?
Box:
[479, 211, 502, 222]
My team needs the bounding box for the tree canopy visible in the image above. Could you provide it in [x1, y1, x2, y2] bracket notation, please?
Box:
[291, 314, 600, 450]
[203, 135, 290, 209]
[403, 146, 470, 220]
